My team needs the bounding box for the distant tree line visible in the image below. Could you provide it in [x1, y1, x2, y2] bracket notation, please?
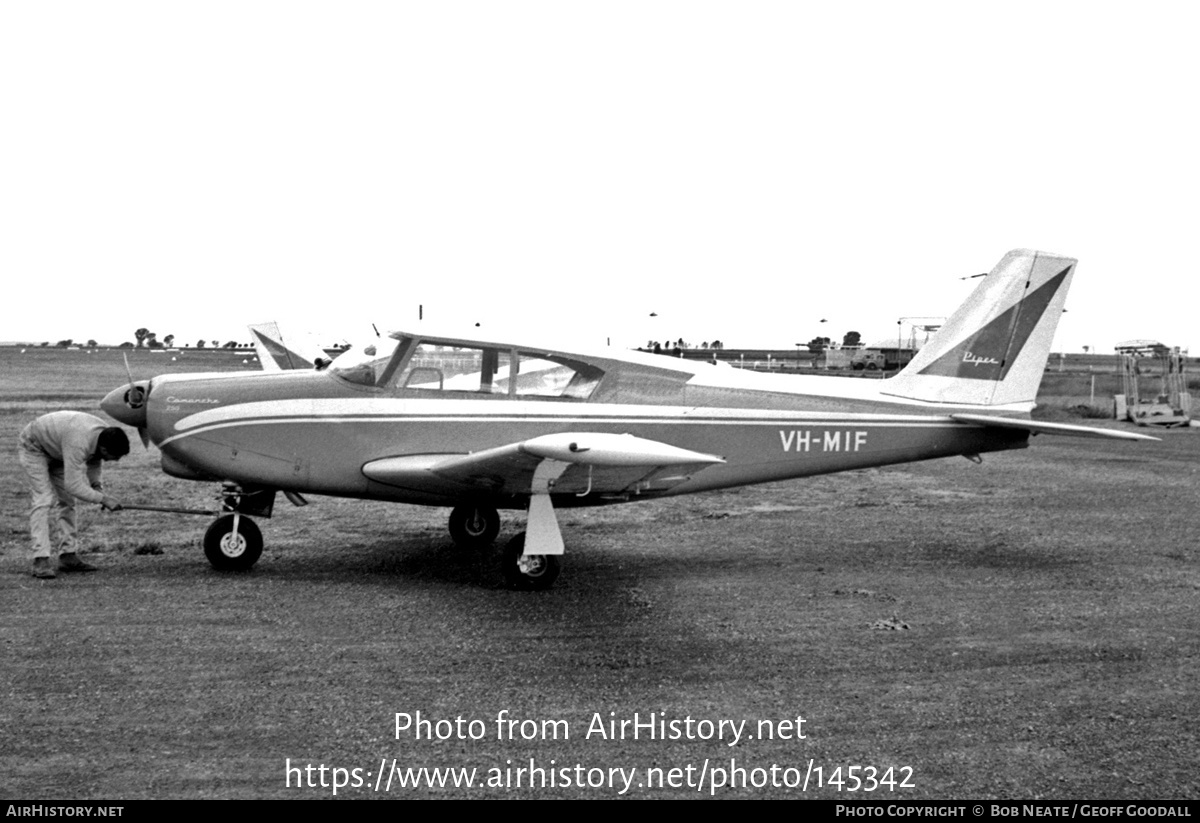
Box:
[640, 338, 725, 355]
[637, 331, 862, 355]
[116, 328, 249, 348]
[47, 339, 98, 348]
[29, 335, 248, 349]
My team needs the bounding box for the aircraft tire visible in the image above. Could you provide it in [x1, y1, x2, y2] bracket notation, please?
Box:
[449, 503, 501, 549]
[203, 514, 264, 571]
[501, 533, 560, 591]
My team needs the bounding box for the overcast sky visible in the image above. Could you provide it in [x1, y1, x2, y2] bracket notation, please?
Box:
[2, 1, 1196, 353]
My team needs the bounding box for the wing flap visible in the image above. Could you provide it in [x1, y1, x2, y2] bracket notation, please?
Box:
[950, 414, 1160, 441]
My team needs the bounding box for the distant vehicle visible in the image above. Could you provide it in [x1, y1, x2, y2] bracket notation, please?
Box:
[1114, 341, 1192, 427]
[850, 348, 912, 371]
[850, 350, 887, 371]
[101, 250, 1154, 590]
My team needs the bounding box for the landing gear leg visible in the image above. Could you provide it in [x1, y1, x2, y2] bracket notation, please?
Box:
[500, 462, 568, 590]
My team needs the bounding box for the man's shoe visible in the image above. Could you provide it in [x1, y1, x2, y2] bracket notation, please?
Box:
[32, 558, 56, 579]
[58, 553, 98, 573]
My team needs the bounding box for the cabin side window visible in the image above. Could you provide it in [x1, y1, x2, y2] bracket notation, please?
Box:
[392, 343, 507, 395]
[511, 352, 603, 400]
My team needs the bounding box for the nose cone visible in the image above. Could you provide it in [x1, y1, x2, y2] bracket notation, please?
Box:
[101, 381, 150, 428]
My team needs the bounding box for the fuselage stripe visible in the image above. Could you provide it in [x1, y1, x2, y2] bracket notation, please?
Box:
[157, 414, 969, 448]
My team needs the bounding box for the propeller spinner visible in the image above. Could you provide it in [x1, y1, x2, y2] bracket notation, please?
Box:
[100, 354, 152, 447]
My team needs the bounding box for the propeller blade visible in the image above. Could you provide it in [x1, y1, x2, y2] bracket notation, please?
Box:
[122, 353, 151, 449]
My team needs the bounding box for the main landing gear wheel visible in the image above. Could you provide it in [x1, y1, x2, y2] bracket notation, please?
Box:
[449, 504, 500, 549]
[501, 532, 560, 591]
[203, 515, 264, 571]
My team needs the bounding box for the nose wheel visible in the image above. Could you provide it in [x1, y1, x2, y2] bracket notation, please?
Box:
[203, 514, 263, 571]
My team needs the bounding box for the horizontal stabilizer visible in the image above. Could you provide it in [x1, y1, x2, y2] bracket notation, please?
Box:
[950, 414, 1160, 441]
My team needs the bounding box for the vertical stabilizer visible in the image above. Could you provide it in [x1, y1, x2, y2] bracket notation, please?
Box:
[248, 322, 318, 371]
[882, 249, 1076, 407]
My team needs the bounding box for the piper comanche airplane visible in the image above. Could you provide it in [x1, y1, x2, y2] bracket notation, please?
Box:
[100, 250, 1152, 589]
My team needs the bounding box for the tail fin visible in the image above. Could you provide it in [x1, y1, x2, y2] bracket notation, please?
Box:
[882, 249, 1076, 407]
[248, 322, 319, 371]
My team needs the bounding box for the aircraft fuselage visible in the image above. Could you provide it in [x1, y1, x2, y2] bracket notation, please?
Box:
[134, 367, 1027, 510]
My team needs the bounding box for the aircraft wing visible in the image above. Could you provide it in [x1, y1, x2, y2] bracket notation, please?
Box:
[363, 433, 726, 497]
[949, 414, 1160, 441]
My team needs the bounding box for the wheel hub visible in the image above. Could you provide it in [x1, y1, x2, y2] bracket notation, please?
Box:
[516, 554, 547, 576]
[219, 532, 247, 557]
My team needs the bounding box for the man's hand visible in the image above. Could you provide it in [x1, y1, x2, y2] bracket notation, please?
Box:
[101, 496, 122, 512]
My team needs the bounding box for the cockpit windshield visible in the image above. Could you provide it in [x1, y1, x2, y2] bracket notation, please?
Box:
[328, 336, 406, 387]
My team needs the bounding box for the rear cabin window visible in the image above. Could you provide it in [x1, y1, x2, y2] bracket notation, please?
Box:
[511, 352, 603, 399]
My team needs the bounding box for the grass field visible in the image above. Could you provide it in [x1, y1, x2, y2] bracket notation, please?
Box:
[1, 348, 1197, 799]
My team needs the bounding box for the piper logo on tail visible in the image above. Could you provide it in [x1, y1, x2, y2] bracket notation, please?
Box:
[962, 352, 1001, 367]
